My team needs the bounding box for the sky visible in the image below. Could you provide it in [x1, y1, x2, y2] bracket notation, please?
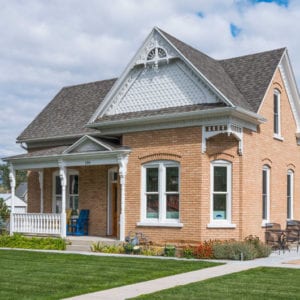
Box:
[1, 0, 300, 160]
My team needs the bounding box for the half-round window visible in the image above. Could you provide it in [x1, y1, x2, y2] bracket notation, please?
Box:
[147, 47, 167, 61]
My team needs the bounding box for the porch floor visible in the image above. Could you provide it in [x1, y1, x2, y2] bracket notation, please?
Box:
[66, 236, 120, 252]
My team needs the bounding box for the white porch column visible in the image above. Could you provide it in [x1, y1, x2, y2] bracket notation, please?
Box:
[38, 170, 44, 213]
[9, 164, 16, 236]
[59, 160, 67, 238]
[118, 154, 128, 242]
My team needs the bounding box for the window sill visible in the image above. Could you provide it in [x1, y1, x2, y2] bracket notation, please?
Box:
[273, 134, 284, 141]
[137, 222, 183, 228]
[207, 223, 236, 229]
[261, 220, 270, 228]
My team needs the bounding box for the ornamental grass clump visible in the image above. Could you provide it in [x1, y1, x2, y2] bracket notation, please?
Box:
[212, 240, 257, 260]
[244, 235, 272, 258]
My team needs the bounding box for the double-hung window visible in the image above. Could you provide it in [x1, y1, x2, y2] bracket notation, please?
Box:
[274, 89, 282, 138]
[141, 161, 180, 225]
[287, 170, 294, 220]
[262, 165, 270, 224]
[209, 160, 234, 227]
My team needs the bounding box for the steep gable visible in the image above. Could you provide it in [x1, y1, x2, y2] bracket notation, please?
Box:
[220, 48, 285, 113]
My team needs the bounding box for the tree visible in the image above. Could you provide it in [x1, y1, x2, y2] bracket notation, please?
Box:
[0, 164, 27, 192]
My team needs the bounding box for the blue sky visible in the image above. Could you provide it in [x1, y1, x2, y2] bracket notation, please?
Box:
[1, 0, 300, 159]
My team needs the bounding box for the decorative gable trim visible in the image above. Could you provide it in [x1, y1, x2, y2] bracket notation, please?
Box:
[278, 52, 300, 132]
[63, 135, 113, 154]
[88, 27, 233, 124]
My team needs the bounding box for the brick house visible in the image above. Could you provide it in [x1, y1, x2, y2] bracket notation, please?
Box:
[4, 27, 300, 243]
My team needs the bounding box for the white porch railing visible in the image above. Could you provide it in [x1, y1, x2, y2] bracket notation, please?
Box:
[13, 213, 61, 235]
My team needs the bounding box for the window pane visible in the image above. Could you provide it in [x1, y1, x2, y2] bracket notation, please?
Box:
[262, 195, 267, 219]
[69, 175, 79, 194]
[55, 176, 62, 195]
[262, 169, 268, 220]
[214, 194, 227, 220]
[146, 168, 158, 192]
[69, 195, 79, 210]
[166, 194, 179, 219]
[213, 194, 227, 220]
[274, 94, 279, 134]
[287, 174, 292, 219]
[262, 170, 267, 194]
[166, 167, 179, 192]
[146, 194, 159, 218]
[55, 196, 62, 213]
[214, 166, 227, 192]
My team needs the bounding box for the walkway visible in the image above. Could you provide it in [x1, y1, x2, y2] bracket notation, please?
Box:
[64, 249, 300, 300]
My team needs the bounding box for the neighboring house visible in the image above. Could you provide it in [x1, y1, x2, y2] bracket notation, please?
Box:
[15, 182, 28, 203]
[0, 193, 27, 213]
[4, 27, 300, 242]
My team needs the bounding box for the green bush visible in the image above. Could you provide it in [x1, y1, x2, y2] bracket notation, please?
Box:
[182, 247, 195, 259]
[164, 245, 176, 257]
[0, 233, 66, 250]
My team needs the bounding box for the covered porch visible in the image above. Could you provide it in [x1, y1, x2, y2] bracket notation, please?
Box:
[5, 135, 130, 241]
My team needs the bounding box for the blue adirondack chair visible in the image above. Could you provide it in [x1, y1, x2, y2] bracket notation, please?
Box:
[67, 209, 89, 236]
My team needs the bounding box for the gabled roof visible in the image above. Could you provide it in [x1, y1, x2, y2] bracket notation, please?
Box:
[16, 28, 289, 143]
[17, 78, 116, 142]
[220, 48, 286, 112]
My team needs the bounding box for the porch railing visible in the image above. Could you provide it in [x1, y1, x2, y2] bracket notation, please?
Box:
[13, 213, 61, 235]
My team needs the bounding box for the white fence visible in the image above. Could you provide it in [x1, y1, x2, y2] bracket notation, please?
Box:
[13, 213, 61, 235]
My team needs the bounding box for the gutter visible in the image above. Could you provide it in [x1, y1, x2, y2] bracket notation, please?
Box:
[88, 106, 266, 129]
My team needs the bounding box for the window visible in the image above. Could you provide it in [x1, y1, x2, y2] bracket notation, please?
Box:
[142, 161, 180, 224]
[53, 170, 79, 213]
[287, 170, 294, 219]
[274, 90, 281, 137]
[262, 165, 270, 224]
[209, 160, 234, 227]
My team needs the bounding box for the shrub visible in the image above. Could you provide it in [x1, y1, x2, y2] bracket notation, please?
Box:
[0, 198, 9, 221]
[164, 245, 176, 257]
[194, 241, 214, 259]
[182, 246, 195, 259]
[91, 242, 124, 254]
[0, 233, 66, 250]
[140, 246, 164, 256]
[244, 235, 272, 258]
[212, 241, 257, 260]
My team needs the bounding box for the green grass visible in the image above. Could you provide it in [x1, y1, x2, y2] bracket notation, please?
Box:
[133, 267, 300, 299]
[0, 249, 219, 299]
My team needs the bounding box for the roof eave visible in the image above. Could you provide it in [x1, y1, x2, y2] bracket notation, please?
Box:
[89, 107, 265, 130]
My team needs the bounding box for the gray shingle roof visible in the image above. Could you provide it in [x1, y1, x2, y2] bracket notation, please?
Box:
[17, 78, 117, 142]
[17, 29, 285, 142]
[219, 48, 286, 112]
[159, 29, 284, 112]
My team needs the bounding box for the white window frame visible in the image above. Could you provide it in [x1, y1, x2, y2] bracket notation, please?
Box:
[287, 170, 294, 220]
[138, 161, 183, 227]
[262, 165, 270, 226]
[273, 89, 283, 140]
[52, 169, 79, 213]
[207, 160, 235, 228]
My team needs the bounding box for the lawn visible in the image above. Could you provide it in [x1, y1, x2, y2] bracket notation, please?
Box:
[0, 249, 219, 299]
[133, 267, 300, 299]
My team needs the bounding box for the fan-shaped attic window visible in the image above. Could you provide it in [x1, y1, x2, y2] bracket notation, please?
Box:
[147, 47, 167, 61]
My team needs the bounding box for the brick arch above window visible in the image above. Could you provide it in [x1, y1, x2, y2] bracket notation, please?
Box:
[208, 152, 235, 162]
[138, 152, 182, 164]
[262, 158, 272, 166]
[273, 82, 283, 91]
[286, 163, 296, 171]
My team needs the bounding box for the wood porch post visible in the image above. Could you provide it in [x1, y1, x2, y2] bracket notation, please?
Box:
[59, 161, 67, 238]
[118, 154, 128, 242]
[38, 170, 44, 213]
[9, 164, 16, 236]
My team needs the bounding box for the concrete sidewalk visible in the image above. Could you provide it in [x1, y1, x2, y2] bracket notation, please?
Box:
[64, 250, 300, 300]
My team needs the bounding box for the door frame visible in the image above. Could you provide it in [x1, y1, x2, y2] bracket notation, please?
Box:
[107, 167, 118, 236]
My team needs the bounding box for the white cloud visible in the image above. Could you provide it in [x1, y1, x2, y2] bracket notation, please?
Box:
[0, 0, 300, 160]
